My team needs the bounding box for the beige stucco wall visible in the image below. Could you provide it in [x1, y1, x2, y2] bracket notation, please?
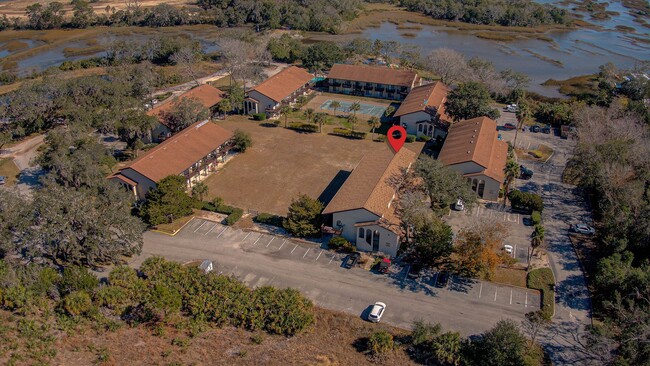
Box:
[400, 111, 430, 135]
[119, 168, 157, 200]
[246, 91, 278, 115]
[331, 208, 400, 257]
[354, 224, 400, 257]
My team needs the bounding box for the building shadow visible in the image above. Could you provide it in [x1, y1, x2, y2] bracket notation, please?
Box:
[318, 169, 351, 208]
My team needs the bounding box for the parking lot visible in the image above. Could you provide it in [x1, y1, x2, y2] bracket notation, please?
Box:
[136, 217, 540, 335]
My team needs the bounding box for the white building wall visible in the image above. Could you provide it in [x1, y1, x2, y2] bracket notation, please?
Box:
[119, 168, 158, 200]
[331, 209, 401, 257]
[246, 91, 278, 115]
[332, 209, 380, 242]
[354, 225, 400, 257]
[446, 161, 485, 176]
[399, 111, 431, 135]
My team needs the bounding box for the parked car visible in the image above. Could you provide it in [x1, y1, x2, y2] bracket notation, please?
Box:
[504, 104, 519, 112]
[407, 263, 423, 280]
[0, 176, 5, 185]
[522, 217, 534, 226]
[503, 245, 514, 254]
[530, 125, 541, 133]
[345, 252, 361, 269]
[498, 133, 503, 140]
[435, 271, 449, 288]
[519, 165, 533, 180]
[503, 123, 517, 130]
[454, 198, 465, 211]
[368, 302, 386, 322]
[378, 258, 391, 273]
[542, 125, 551, 134]
[571, 223, 595, 235]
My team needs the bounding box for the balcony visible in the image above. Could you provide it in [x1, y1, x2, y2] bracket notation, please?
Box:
[331, 82, 341, 87]
[342, 83, 352, 88]
[363, 85, 373, 91]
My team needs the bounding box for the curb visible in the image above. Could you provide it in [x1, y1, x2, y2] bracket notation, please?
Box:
[150, 216, 196, 237]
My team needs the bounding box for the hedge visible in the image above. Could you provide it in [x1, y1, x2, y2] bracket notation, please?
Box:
[253, 113, 267, 121]
[254, 213, 285, 228]
[288, 122, 318, 133]
[201, 201, 244, 226]
[509, 190, 544, 213]
[225, 208, 244, 226]
[406, 134, 416, 143]
[330, 128, 366, 139]
[531, 211, 542, 225]
[527, 268, 555, 319]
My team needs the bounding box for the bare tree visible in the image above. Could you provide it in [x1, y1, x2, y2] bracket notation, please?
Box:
[171, 46, 201, 86]
[426, 48, 470, 86]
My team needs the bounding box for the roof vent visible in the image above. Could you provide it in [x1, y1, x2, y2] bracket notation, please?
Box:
[467, 150, 471, 154]
[470, 140, 474, 144]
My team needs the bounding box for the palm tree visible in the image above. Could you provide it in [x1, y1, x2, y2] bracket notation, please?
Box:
[368, 116, 380, 141]
[528, 225, 545, 270]
[314, 112, 327, 133]
[349, 101, 361, 117]
[384, 105, 395, 121]
[513, 98, 531, 149]
[280, 105, 291, 128]
[304, 108, 315, 124]
[348, 114, 358, 132]
[191, 182, 209, 202]
[503, 159, 520, 207]
[216, 99, 232, 119]
[330, 100, 341, 117]
[432, 332, 462, 366]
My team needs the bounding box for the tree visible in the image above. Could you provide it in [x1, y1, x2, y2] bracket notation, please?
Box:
[384, 105, 395, 119]
[162, 96, 209, 132]
[0, 130, 12, 150]
[347, 114, 358, 132]
[216, 99, 232, 118]
[191, 182, 209, 201]
[349, 101, 361, 117]
[466, 320, 530, 366]
[444, 82, 499, 121]
[303, 108, 315, 124]
[414, 156, 476, 211]
[314, 112, 327, 133]
[25, 2, 65, 29]
[232, 129, 252, 152]
[528, 225, 545, 269]
[426, 48, 470, 86]
[368, 116, 380, 140]
[140, 175, 195, 226]
[503, 158, 520, 207]
[171, 46, 201, 85]
[70, 0, 95, 28]
[228, 84, 245, 113]
[398, 191, 433, 243]
[302, 42, 344, 69]
[117, 110, 157, 157]
[521, 310, 550, 348]
[329, 100, 341, 117]
[513, 97, 531, 148]
[279, 105, 291, 128]
[432, 331, 463, 366]
[454, 220, 509, 279]
[368, 330, 394, 356]
[411, 217, 453, 267]
[283, 194, 323, 238]
[266, 34, 303, 63]
[23, 182, 145, 266]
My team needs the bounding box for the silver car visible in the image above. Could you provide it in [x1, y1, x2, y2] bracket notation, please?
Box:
[368, 302, 386, 323]
[572, 223, 595, 235]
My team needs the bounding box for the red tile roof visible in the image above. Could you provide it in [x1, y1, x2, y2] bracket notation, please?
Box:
[147, 84, 225, 125]
[328, 64, 419, 88]
[437, 117, 506, 182]
[394, 82, 451, 121]
[114, 121, 233, 183]
[250, 66, 313, 103]
[322, 147, 418, 230]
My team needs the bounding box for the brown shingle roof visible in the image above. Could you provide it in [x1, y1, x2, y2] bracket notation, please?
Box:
[115, 121, 233, 183]
[394, 82, 451, 121]
[322, 147, 418, 229]
[437, 117, 497, 168]
[438, 116, 506, 183]
[147, 84, 225, 125]
[250, 66, 313, 103]
[328, 64, 419, 88]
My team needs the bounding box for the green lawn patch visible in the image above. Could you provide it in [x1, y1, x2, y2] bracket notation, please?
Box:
[527, 268, 555, 319]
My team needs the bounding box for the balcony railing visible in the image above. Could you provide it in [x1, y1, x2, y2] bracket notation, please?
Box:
[342, 83, 352, 88]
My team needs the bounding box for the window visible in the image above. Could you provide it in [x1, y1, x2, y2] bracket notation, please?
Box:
[372, 231, 380, 251]
[336, 220, 342, 227]
[358, 228, 364, 238]
[418, 124, 423, 132]
[366, 229, 372, 244]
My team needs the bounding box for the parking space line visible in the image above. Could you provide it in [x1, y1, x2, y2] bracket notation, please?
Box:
[194, 221, 207, 232]
[510, 290, 513, 305]
[513, 244, 517, 258]
[494, 288, 498, 301]
[291, 245, 298, 254]
[278, 239, 286, 250]
[204, 223, 217, 235]
[266, 237, 274, 247]
[242, 232, 251, 241]
[253, 234, 263, 245]
[303, 248, 310, 258]
[478, 282, 483, 298]
[216, 227, 228, 238]
[315, 250, 323, 261]
[525, 292, 528, 308]
[329, 255, 335, 264]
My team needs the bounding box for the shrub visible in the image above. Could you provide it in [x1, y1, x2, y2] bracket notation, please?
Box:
[284, 194, 324, 237]
[253, 113, 266, 121]
[254, 213, 285, 227]
[531, 211, 542, 225]
[509, 190, 544, 213]
[374, 135, 386, 142]
[251, 287, 314, 336]
[368, 330, 394, 355]
[417, 135, 432, 142]
[1, 285, 28, 311]
[328, 236, 349, 250]
[527, 268, 555, 319]
[406, 134, 416, 143]
[63, 291, 93, 317]
[233, 129, 253, 152]
[288, 122, 318, 133]
[225, 208, 244, 226]
[94, 286, 131, 312]
[331, 128, 366, 139]
[59, 267, 99, 296]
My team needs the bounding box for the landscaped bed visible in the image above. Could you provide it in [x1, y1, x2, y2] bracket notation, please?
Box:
[527, 267, 555, 318]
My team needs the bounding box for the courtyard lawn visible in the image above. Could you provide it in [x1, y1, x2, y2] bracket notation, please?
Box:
[204, 116, 421, 215]
[0, 158, 20, 186]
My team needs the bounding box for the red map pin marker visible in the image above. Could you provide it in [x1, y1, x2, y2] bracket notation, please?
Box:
[387, 125, 407, 153]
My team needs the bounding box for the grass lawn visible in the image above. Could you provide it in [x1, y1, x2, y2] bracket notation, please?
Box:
[152, 212, 196, 235]
[0, 158, 20, 186]
[204, 116, 421, 215]
[527, 267, 555, 319]
[492, 266, 527, 288]
[518, 143, 554, 162]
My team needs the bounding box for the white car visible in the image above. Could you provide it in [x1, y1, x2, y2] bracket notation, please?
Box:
[454, 199, 465, 211]
[572, 224, 595, 235]
[503, 245, 513, 254]
[505, 104, 519, 112]
[368, 302, 386, 323]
